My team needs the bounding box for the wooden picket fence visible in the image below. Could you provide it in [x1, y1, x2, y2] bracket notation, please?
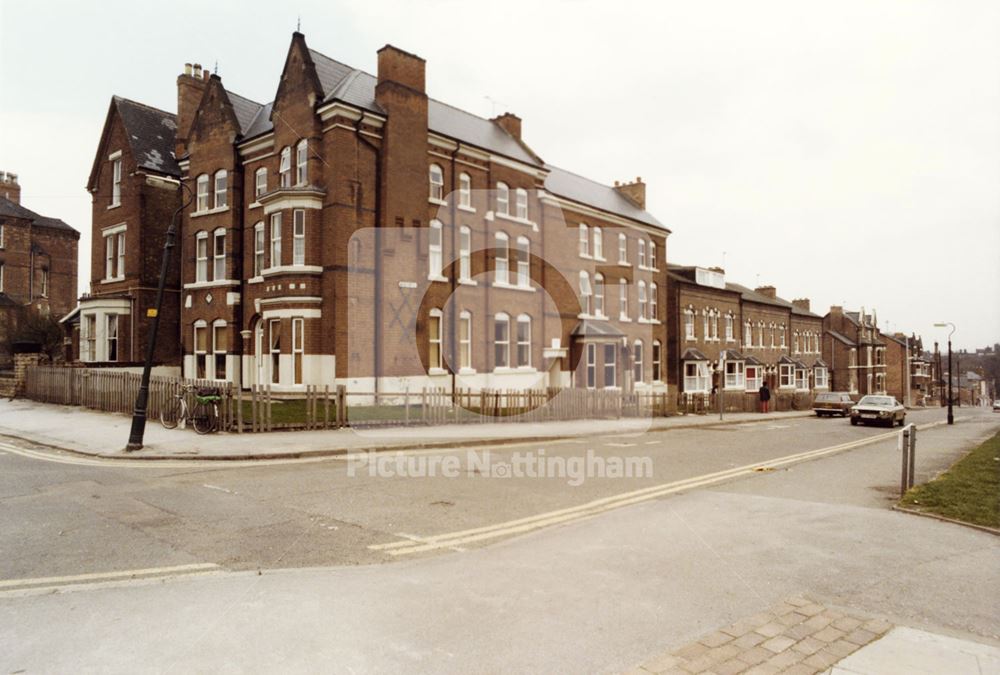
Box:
[677, 390, 814, 415]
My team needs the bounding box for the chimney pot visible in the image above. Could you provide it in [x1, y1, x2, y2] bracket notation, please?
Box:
[193, 63, 202, 78]
[492, 112, 522, 141]
[184, 63, 192, 76]
[614, 176, 646, 210]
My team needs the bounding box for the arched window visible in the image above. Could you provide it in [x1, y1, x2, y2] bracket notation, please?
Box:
[638, 281, 648, 320]
[633, 340, 644, 384]
[196, 174, 209, 212]
[744, 320, 752, 347]
[279, 147, 291, 187]
[296, 139, 308, 185]
[579, 271, 592, 315]
[649, 241, 657, 268]
[725, 313, 734, 342]
[685, 308, 696, 340]
[429, 164, 444, 201]
[494, 232, 509, 284]
[578, 223, 589, 257]
[428, 220, 443, 279]
[638, 239, 646, 268]
[516, 314, 532, 367]
[254, 167, 267, 199]
[515, 236, 530, 288]
[594, 273, 605, 317]
[618, 233, 628, 263]
[459, 172, 472, 208]
[494, 313, 510, 368]
[496, 182, 509, 215]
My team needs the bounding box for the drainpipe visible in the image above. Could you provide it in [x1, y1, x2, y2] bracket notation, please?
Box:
[356, 119, 382, 398]
[449, 146, 458, 399]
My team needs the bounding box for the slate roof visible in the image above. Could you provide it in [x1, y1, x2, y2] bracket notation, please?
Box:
[826, 329, 856, 346]
[724, 282, 821, 318]
[0, 197, 78, 236]
[113, 97, 179, 176]
[230, 42, 663, 229]
[570, 320, 624, 339]
[721, 349, 744, 360]
[681, 347, 709, 361]
[0, 292, 20, 308]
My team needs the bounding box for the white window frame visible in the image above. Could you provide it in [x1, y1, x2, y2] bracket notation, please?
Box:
[618, 233, 628, 264]
[213, 228, 225, 281]
[496, 182, 509, 216]
[212, 320, 228, 381]
[515, 188, 528, 220]
[428, 309, 443, 371]
[196, 174, 209, 212]
[494, 232, 509, 284]
[579, 271, 592, 316]
[279, 147, 291, 187]
[428, 219, 443, 279]
[815, 367, 828, 389]
[253, 222, 265, 277]
[429, 164, 444, 201]
[516, 314, 532, 367]
[604, 343, 617, 389]
[652, 340, 662, 382]
[649, 241, 657, 269]
[638, 281, 647, 321]
[269, 318, 281, 384]
[779, 364, 795, 389]
[459, 310, 472, 371]
[515, 236, 530, 288]
[633, 340, 644, 384]
[578, 223, 590, 257]
[745, 365, 762, 392]
[494, 312, 510, 369]
[593, 226, 603, 260]
[270, 213, 282, 268]
[594, 273, 605, 318]
[725, 314, 734, 342]
[685, 309, 696, 340]
[458, 172, 472, 208]
[744, 320, 752, 347]
[649, 282, 658, 321]
[795, 367, 809, 391]
[214, 169, 227, 209]
[115, 231, 125, 279]
[106, 314, 118, 361]
[725, 360, 745, 389]
[111, 156, 122, 206]
[194, 321, 208, 379]
[104, 235, 114, 279]
[195, 231, 208, 283]
[291, 317, 304, 385]
[293, 209, 306, 266]
[638, 239, 646, 269]
[296, 140, 308, 185]
[255, 167, 267, 199]
[684, 361, 710, 393]
[459, 226, 471, 281]
[82, 314, 96, 361]
[620, 279, 629, 320]
[586, 343, 597, 389]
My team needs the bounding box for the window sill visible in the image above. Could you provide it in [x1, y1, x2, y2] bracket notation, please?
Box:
[579, 253, 592, 260]
[106, 203, 121, 211]
[492, 281, 535, 292]
[458, 278, 478, 286]
[493, 367, 537, 374]
[620, 317, 633, 323]
[247, 276, 264, 284]
[261, 265, 323, 277]
[618, 261, 631, 267]
[458, 368, 477, 376]
[428, 368, 448, 376]
[100, 277, 126, 284]
[427, 274, 449, 283]
[191, 205, 230, 218]
[248, 201, 262, 209]
[428, 197, 447, 206]
[184, 280, 238, 290]
[457, 205, 476, 214]
[494, 212, 536, 228]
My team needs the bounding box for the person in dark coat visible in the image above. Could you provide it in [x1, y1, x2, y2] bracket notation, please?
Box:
[759, 381, 771, 413]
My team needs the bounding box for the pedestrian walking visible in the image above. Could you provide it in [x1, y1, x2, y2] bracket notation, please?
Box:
[759, 381, 771, 413]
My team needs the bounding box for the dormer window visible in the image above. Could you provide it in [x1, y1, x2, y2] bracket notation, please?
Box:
[214, 170, 227, 208]
[515, 188, 528, 220]
[279, 147, 291, 187]
[429, 164, 444, 201]
[296, 140, 308, 185]
[496, 182, 509, 216]
[196, 174, 209, 212]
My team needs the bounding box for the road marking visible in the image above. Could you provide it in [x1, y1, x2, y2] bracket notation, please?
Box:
[0, 563, 220, 593]
[606, 442, 637, 447]
[202, 483, 237, 494]
[372, 420, 952, 556]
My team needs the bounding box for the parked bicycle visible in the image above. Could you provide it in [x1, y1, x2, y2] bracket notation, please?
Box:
[160, 384, 222, 434]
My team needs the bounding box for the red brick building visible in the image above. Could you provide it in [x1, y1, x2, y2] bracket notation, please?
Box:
[822, 306, 890, 397]
[67, 97, 183, 367]
[0, 171, 79, 363]
[169, 34, 669, 394]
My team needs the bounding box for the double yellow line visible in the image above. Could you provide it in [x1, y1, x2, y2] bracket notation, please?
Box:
[372, 421, 950, 557]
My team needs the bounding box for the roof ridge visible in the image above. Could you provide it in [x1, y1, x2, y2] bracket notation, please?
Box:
[113, 95, 176, 119]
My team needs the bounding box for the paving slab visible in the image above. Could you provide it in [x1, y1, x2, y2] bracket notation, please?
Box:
[829, 626, 1000, 675]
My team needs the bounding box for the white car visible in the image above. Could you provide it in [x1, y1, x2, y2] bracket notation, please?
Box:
[850, 395, 906, 427]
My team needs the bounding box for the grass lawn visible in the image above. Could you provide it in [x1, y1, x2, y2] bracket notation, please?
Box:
[899, 431, 1000, 529]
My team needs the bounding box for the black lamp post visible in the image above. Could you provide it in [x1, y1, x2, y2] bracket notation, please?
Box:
[126, 183, 192, 451]
[934, 322, 955, 425]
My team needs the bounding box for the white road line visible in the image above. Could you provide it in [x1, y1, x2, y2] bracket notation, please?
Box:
[373, 420, 952, 556]
[0, 563, 219, 590]
[606, 442, 637, 447]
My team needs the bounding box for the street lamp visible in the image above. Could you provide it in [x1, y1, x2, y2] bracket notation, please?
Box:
[933, 322, 955, 425]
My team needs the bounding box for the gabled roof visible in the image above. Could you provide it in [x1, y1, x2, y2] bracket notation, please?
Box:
[0, 292, 20, 308]
[812, 358, 828, 368]
[225, 89, 266, 137]
[681, 347, 709, 361]
[0, 197, 78, 236]
[571, 320, 625, 339]
[721, 349, 744, 360]
[881, 333, 908, 347]
[113, 96, 180, 176]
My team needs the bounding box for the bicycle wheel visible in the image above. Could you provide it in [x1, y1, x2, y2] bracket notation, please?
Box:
[160, 397, 183, 430]
[191, 402, 217, 435]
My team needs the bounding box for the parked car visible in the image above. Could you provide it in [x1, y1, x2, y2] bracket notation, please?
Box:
[813, 392, 855, 417]
[850, 395, 906, 427]
[993, 400, 1000, 413]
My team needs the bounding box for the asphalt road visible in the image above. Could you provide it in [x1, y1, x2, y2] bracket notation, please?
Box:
[0, 406, 989, 579]
[1, 407, 997, 673]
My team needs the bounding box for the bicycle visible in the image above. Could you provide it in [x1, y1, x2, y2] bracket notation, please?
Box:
[160, 384, 222, 434]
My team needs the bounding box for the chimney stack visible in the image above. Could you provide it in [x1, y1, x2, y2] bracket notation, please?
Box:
[176, 62, 209, 158]
[614, 176, 646, 210]
[755, 285, 777, 299]
[376, 45, 426, 93]
[492, 112, 522, 141]
[1, 171, 21, 204]
[792, 298, 811, 312]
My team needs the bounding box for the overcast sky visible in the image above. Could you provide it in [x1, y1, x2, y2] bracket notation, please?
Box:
[2, 0, 998, 350]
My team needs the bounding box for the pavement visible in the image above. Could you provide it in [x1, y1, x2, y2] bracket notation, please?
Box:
[1, 406, 997, 673]
[0, 396, 819, 459]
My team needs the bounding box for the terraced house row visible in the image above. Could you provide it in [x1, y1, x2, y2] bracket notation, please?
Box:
[64, 31, 923, 405]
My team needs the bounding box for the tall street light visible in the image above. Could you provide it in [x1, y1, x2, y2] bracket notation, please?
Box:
[933, 322, 955, 425]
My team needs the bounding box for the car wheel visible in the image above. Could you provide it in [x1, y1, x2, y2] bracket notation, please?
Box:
[850, 418, 858, 426]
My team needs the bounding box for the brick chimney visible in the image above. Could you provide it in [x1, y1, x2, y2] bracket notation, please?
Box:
[755, 285, 777, 299]
[614, 177, 646, 210]
[492, 112, 522, 140]
[176, 62, 208, 157]
[792, 298, 811, 312]
[0, 171, 20, 204]
[375, 45, 428, 230]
